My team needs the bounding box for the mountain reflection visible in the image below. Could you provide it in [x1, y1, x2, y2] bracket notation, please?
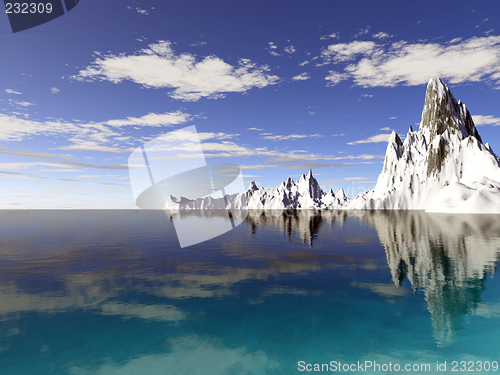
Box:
[244, 209, 347, 247]
[0, 210, 499, 348]
[358, 210, 500, 346]
[243, 209, 500, 345]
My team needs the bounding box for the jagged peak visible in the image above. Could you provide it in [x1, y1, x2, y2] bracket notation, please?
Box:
[420, 77, 482, 143]
[285, 177, 295, 188]
[299, 170, 318, 185]
[427, 77, 450, 100]
[337, 188, 347, 199]
[388, 130, 403, 145]
[408, 124, 413, 133]
[248, 181, 259, 192]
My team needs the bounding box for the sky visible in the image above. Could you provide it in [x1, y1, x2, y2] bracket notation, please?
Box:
[1, 0, 500, 208]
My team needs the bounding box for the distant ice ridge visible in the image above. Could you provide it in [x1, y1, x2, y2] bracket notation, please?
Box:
[165, 169, 350, 210]
[166, 78, 500, 213]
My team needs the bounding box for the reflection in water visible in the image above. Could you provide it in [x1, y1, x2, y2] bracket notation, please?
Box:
[244, 209, 348, 247]
[358, 211, 500, 345]
[0, 210, 499, 373]
[246, 210, 500, 345]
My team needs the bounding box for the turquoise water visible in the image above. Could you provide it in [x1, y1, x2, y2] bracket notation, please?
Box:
[0, 210, 499, 374]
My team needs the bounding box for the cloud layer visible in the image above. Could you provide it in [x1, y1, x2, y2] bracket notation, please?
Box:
[321, 35, 500, 87]
[75, 41, 280, 101]
[348, 133, 391, 145]
[473, 114, 500, 126]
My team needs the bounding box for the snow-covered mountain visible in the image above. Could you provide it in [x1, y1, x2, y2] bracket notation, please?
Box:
[349, 78, 500, 212]
[166, 78, 500, 213]
[165, 169, 350, 210]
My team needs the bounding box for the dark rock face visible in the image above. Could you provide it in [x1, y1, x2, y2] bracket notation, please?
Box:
[426, 137, 448, 177]
[462, 106, 482, 143]
[420, 78, 482, 143]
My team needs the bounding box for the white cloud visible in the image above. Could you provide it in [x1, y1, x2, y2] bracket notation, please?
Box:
[0, 160, 127, 172]
[372, 32, 392, 39]
[321, 35, 500, 87]
[247, 127, 263, 131]
[298, 60, 309, 66]
[348, 133, 391, 145]
[5, 89, 21, 95]
[265, 153, 380, 164]
[325, 70, 348, 86]
[197, 132, 240, 141]
[321, 41, 378, 63]
[9, 100, 35, 107]
[0, 147, 69, 159]
[380, 127, 391, 131]
[389, 116, 396, 120]
[267, 42, 281, 56]
[75, 41, 280, 101]
[104, 111, 191, 127]
[239, 164, 279, 170]
[50, 87, 60, 94]
[475, 18, 489, 28]
[262, 133, 321, 141]
[0, 110, 192, 154]
[139, 129, 381, 163]
[448, 37, 462, 44]
[292, 72, 310, 81]
[472, 114, 500, 126]
[284, 45, 296, 54]
[135, 7, 149, 15]
[320, 32, 339, 41]
[360, 94, 373, 98]
[354, 26, 371, 38]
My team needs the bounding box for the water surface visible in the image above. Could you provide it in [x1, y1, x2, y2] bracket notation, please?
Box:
[0, 210, 499, 374]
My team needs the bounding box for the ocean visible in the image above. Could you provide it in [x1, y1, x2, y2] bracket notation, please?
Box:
[0, 210, 499, 374]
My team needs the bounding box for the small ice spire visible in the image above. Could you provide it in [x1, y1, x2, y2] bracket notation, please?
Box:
[337, 188, 347, 200]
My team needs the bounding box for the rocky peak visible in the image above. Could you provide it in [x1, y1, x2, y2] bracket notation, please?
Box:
[297, 169, 323, 199]
[247, 181, 259, 193]
[385, 131, 404, 162]
[284, 177, 295, 189]
[337, 188, 347, 200]
[420, 78, 482, 143]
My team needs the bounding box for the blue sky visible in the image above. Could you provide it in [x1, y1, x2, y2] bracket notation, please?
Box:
[1, 0, 500, 208]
